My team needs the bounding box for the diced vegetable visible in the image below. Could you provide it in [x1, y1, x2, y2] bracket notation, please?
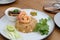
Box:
[30, 12, 37, 16]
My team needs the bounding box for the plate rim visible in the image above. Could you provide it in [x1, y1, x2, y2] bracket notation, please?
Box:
[0, 0, 16, 4]
[54, 12, 60, 28]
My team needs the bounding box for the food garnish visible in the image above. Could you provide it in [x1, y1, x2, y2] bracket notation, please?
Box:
[33, 18, 49, 35]
[13, 9, 20, 14]
[6, 25, 21, 40]
[30, 12, 37, 16]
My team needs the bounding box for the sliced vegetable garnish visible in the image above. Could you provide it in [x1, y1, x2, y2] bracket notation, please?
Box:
[6, 25, 21, 40]
[7, 25, 15, 32]
[33, 18, 49, 35]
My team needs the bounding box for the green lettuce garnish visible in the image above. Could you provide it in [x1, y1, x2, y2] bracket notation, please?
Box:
[33, 18, 50, 35]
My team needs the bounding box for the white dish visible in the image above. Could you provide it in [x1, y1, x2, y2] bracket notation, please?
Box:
[0, 9, 55, 40]
[0, 0, 16, 4]
[54, 12, 60, 27]
[5, 7, 21, 21]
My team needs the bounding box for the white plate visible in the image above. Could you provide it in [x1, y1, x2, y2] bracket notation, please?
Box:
[54, 12, 60, 27]
[0, 0, 16, 4]
[0, 9, 55, 40]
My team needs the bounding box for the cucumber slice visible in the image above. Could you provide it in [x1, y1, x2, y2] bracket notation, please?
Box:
[7, 25, 15, 32]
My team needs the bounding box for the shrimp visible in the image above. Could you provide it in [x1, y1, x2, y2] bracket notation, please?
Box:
[18, 11, 26, 19]
[18, 11, 31, 23]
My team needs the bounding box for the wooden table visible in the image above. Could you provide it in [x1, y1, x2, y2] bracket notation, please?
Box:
[0, 0, 60, 40]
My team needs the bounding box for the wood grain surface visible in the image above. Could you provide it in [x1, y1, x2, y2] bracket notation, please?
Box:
[0, 0, 60, 40]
